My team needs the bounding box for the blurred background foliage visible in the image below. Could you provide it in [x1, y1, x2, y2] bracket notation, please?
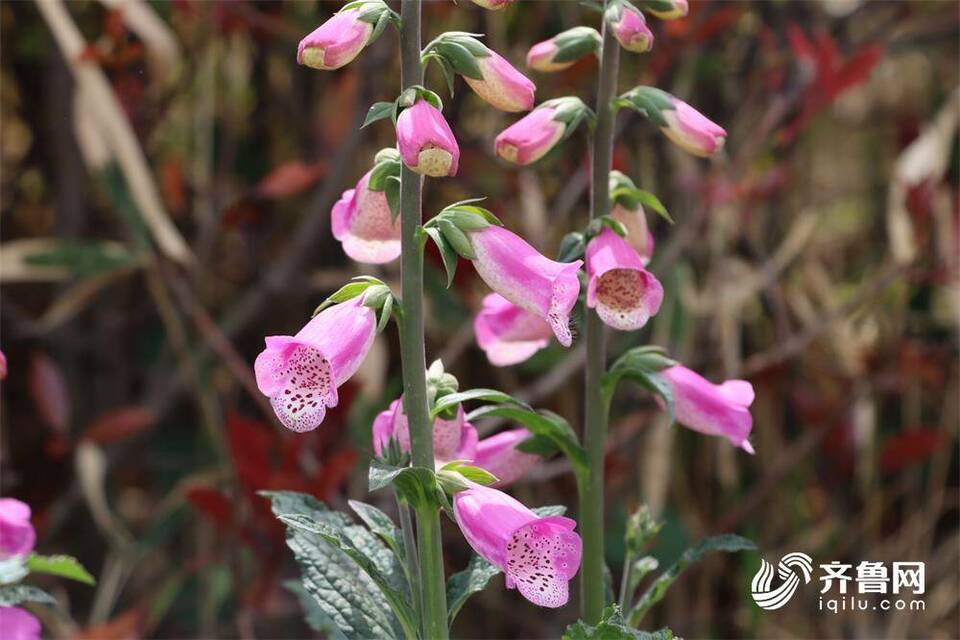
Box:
[1, 1, 957, 638]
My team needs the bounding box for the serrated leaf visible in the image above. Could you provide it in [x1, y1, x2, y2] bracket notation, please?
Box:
[446, 554, 500, 626]
[25, 554, 96, 585]
[284, 580, 348, 639]
[564, 605, 673, 640]
[348, 500, 405, 563]
[423, 226, 458, 287]
[0, 584, 56, 606]
[430, 388, 512, 418]
[362, 101, 396, 129]
[626, 535, 755, 626]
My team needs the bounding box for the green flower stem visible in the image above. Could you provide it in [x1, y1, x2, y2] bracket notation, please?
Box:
[398, 1, 449, 638]
[580, 8, 621, 625]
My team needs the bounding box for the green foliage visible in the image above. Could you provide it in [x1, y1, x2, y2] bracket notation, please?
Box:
[601, 346, 678, 420]
[430, 388, 512, 418]
[368, 461, 439, 511]
[25, 554, 96, 585]
[564, 605, 673, 640]
[23, 240, 135, 278]
[445, 554, 501, 627]
[0, 584, 56, 606]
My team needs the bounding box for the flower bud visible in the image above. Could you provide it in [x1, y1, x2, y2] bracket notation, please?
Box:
[297, 7, 374, 70]
[396, 99, 460, 177]
[463, 49, 536, 113]
[660, 96, 726, 157]
[526, 27, 601, 72]
[609, 3, 654, 53]
[495, 105, 566, 165]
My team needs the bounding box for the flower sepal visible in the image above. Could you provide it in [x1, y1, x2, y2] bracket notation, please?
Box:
[617, 86, 727, 157]
[638, 0, 688, 20]
[601, 345, 679, 414]
[422, 199, 503, 286]
[609, 170, 673, 224]
[312, 276, 397, 333]
[613, 85, 675, 126]
[527, 26, 601, 72]
[436, 461, 499, 495]
[365, 148, 402, 218]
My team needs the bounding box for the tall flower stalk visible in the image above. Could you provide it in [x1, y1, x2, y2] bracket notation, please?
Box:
[397, 2, 450, 638]
[580, 7, 621, 624]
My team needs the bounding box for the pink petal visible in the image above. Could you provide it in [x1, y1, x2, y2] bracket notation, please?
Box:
[586, 228, 663, 331]
[464, 50, 536, 112]
[0, 607, 41, 640]
[297, 9, 372, 70]
[333, 172, 401, 264]
[473, 428, 540, 486]
[505, 516, 581, 608]
[474, 293, 553, 367]
[495, 107, 565, 165]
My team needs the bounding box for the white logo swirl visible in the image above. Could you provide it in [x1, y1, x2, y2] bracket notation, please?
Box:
[751, 552, 814, 610]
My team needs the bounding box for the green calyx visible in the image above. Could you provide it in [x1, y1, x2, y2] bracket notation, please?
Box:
[422, 199, 502, 287]
[312, 276, 397, 333]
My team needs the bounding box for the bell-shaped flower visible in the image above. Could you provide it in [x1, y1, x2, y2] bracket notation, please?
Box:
[396, 99, 460, 177]
[297, 7, 374, 70]
[0, 498, 35, 559]
[660, 97, 726, 157]
[331, 170, 401, 264]
[661, 365, 755, 453]
[463, 49, 536, 113]
[469, 0, 515, 9]
[255, 297, 376, 432]
[474, 293, 554, 366]
[0, 607, 41, 640]
[473, 428, 540, 487]
[609, 203, 655, 265]
[468, 225, 582, 347]
[526, 27, 601, 72]
[453, 483, 581, 607]
[372, 399, 478, 464]
[641, 0, 688, 20]
[586, 227, 663, 331]
[610, 3, 654, 53]
[495, 105, 566, 165]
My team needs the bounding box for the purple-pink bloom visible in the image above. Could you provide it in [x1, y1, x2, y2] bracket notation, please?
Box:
[0, 607, 41, 640]
[372, 399, 478, 464]
[474, 293, 554, 366]
[297, 8, 373, 71]
[611, 4, 654, 53]
[495, 105, 565, 165]
[526, 39, 572, 72]
[464, 49, 536, 113]
[661, 98, 726, 157]
[396, 99, 460, 177]
[586, 228, 663, 331]
[255, 297, 376, 432]
[0, 498, 35, 559]
[331, 170, 401, 264]
[468, 225, 582, 348]
[661, 365, 755, 453]
[473, 428, 540, 487]
[454, 484, 581, 607]
[609, 203, 655, 266]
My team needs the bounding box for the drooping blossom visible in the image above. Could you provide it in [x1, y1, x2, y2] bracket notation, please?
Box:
[467, 225, 582, 347]
[331, 170, 401, 264]
[610, 4, 654, 53]
[642, 0, 689, 20]
[468, 0, 515, 11]
[660, 97, 727, 157]
[255, 297, 376, 432]
[661, 365, 755, 453]
[0, 498, 35, 559]
[0, 607, 41, 640]
[473, 428, 540, 487]
[495, 105, 565, 165]
[297, 8, 373, 70]
[609, 203, 655, 265]
[527, 27, 601, 72]
[372, 399, 478, 464]
[586, 228, 663, 331]
[453, 483, 581, 607]
[396, 99, 459, 177]
[463, 49, 536, 113]
[474, 293, 554, 366]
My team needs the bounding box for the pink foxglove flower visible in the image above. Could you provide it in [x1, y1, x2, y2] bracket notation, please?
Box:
[396, 99, 459, 177]
[463, 50, 536, 113]
[468, 0, 515, 11]
[643, 0, 688, 19]
[495, 105, 565, 165]
[474, 293, 554, 366]
[526, 40, 570, 72]
[331, 170, 401, 264]
[468, 225, 582, 347]
[661, 365, 755, 453]
[0, 498, 35, 559]
[453, 484, 581, 608]
[372, 399, 478, 464]
[297, 8, 373, 71]
[586, 228, 663, 331]
[611, 4, 654, 53]
[526, 27, 600, 72]
[474, 428, 540, 487]
[610, 203, 655, 265]
[255, 297, 376, 432]
[661, 97, 726, 157]
[0, 607, 41, 640]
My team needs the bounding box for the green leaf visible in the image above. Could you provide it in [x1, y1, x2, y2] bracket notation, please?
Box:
[24, 240, 135, 278]
[368, 461, 439, 511]
[284, 580, 348, 639]
[466, 405, 588, 479]
[633, 190, 673, 224]
[601, 347, 678, 420]
[0, 584, 56, 606]
[430, 388, 512, 418]
[261, 491, 405, 640]
[564, 605, 673, 640]
[25, 554, 96, 585]
[626, 535, 755, 626]
[362, 101, 396, 129]
[313, 280, 376, 316]
[557, 231, 586, 263]
[423, 226, 459, 287]
[438, 462, 499, 488]
[348, 500, 405, 563]
[446, 554, 500, 627]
